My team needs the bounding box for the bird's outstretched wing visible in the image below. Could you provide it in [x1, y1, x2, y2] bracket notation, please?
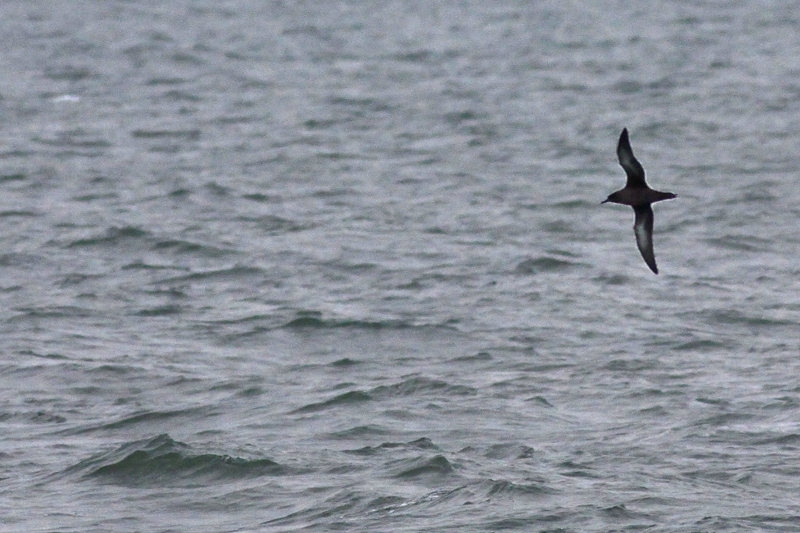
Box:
[633, 204, 658, 274]
[617, 128, 647, 188]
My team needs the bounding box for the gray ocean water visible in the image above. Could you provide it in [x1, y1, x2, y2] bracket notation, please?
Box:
[2, 1, 800, 531]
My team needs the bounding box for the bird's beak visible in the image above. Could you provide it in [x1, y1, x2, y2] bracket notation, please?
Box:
[601, 199, 609, 204]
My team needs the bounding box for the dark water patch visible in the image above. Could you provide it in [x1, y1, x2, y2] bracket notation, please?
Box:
[171, 51, 205, 65]
[19, 350, 69, 360]
[371, 377, 477, 398]
[0, 285, 22, 294]
[69, 385, 105, 397]
[32, 129, 112, 150]
[600, 503, 654, 521]
[235, 386, 265, 397]
[0, 173, 27, 182]
[751, 433, 800, 446]
[540, 219, 574, 233]
[303, 118, 341, 130]
[706, 234, 771, 252]
[695, 397, 728, 406]
[515, 256, 579, 274]
[558, 460, 600, 479]
[169, 188, 191, 198]
[0, 149, 34, 158]
[603, 358, 659, 372]
[680, 468, 748, 486]
[70, 434, 285, 487]
[131, 129, 201, 141]
[282, 314, 408, 330]
[484, 479, 554, 497]
[69, 407, 211, 434]
[121, 261, 187, 271]
[87, 364, 146, 377]
[390, 454, 454, 478]
[551, 199, 594, 208]
[444, 110, 484, 126]
[639, 405, 669, 416]
[691, 412, 755, 428]
[292, 390, 372, 414]
[483, 515, 564, 530]
[44, 66, 94, 81]
[0, 210, 37, 217]
[67, 226, 150, 248]
[163, 89, 202, 102]
[59, 273, 102, 287]
[205, 181, 230, 196]
[483, 443, 536, 460]
[242, 192, 275, 203]
[365, 495, 407, 513]
[595, 272, 630, 285]
[527, 395, 554, 408]
[72, 192, 118, 202]
[346, 437, 437, 456]
[146, 77, 188, 86]
[328, 95, 393, 114]
[329, 424, 391, 440]
[263, 489, 366, 528]
[46, 136, 113, 149]
[673, 338, 729, 351]
[152, 239, 233, 257]
[628, 388, 672, 398]
[10, 305, 95, 320]
[0, 253, 41, 267]
[238, 214, 306, 234]
[158, 266, 264, 284]
[762, 396, 799, 410]
[330, 358, 360, 367]
[390, 49, 435, 62]
[213, 114, 256, 125]
[317, 151, 361, 161]
[450, 351, 492, 363]
[134, 305, 183, 317]
[704, 309, 795, 328]
[30, 411, 67, 424]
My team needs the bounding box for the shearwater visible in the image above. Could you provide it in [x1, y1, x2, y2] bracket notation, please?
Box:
[602, 128, 677, 274]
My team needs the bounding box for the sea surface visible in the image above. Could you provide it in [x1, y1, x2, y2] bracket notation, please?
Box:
[2, 1, 800, 532]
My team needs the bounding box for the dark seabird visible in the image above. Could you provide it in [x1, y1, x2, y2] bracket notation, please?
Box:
[602, 128, 676, 274]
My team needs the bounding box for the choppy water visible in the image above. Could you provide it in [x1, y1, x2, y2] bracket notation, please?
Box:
[2, 1, 800, 531]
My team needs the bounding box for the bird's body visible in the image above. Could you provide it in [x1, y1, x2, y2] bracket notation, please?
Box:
[602, 128, 676, 274]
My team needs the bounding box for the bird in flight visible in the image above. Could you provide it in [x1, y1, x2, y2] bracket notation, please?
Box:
[602, 128, 676, 274]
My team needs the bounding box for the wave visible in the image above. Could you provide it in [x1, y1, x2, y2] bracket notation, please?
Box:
[292, 377, 477, 414]
[151, 239, 234, 257]
[157, 265, 266, 284]
[292, 390, 372, 414]
[706, 234, 772, 252]
[67, 226, 150, 248]
[62, 407, 212, 435]
[345, 437, 437, 456]
[370, 376, 477, 398]
[703, 309, 796, 328]
[65, 227, 237, 259]
[66, 434, 286, 487]
[515, 256, 581, 274]
[282, 315, 409, 330]
[279, 311, 461, 331]
[389, 454, 454, 478]
[483, 479, 554, 497]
